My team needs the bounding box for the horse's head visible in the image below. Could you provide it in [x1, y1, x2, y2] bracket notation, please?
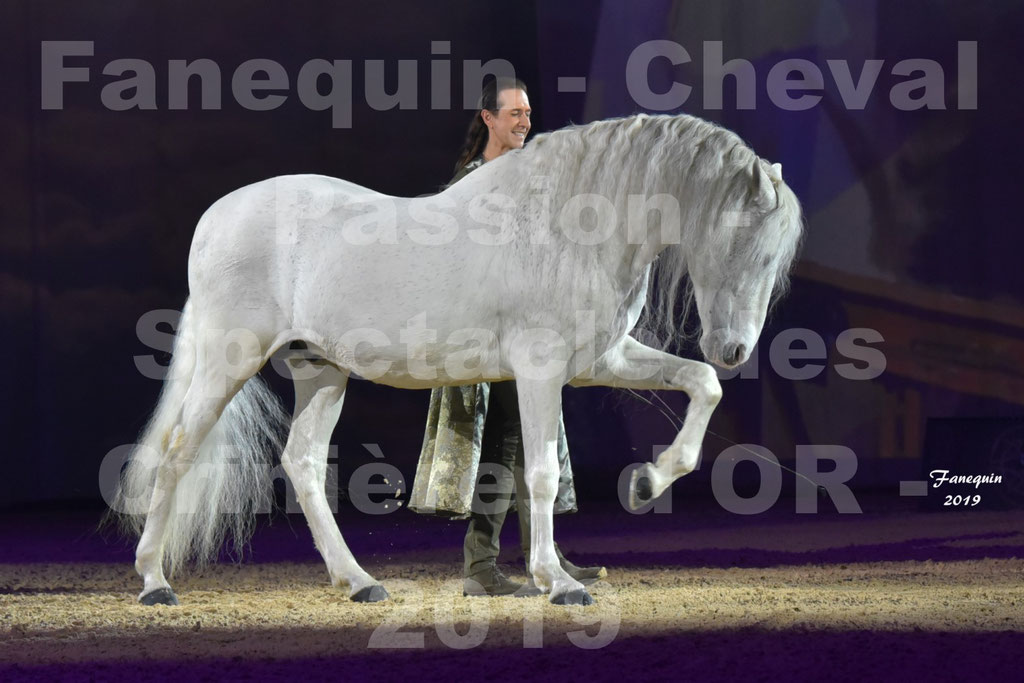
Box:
[689, 157, 803, 369]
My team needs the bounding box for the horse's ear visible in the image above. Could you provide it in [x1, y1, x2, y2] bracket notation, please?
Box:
[751, 160, 776, 210]
[771, 162, 782, 178]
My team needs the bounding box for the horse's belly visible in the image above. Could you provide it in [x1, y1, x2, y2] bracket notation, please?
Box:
[328, 339, 506, 388]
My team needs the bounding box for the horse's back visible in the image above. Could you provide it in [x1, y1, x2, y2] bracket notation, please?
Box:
[189, 173, 391, 267]
[185, 175, 380, 331]
[184, 174, 490, 341]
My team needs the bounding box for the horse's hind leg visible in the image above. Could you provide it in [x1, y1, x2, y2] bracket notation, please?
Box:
[280, 356, 387, 602]
[135, 368, 249, 605]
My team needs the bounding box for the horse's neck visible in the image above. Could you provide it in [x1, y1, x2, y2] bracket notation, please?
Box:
[548, 148, 696, 282]
[454, 136, 701, 284]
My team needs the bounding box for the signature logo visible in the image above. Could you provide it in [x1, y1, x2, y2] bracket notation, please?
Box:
[929, 469, 1003, 489]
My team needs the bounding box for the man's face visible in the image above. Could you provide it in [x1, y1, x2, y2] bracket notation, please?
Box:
[486, 88, 531, 151]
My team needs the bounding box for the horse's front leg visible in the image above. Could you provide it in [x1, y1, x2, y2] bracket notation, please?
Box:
[571, 335, 722, 509]
[514, 377, 593, 605]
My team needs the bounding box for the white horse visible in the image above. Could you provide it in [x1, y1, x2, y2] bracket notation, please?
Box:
[113, 113, 803, 606]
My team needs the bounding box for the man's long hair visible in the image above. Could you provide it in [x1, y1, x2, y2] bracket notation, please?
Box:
[454, 77, 529, 174]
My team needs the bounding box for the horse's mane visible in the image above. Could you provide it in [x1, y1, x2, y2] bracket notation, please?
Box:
[499, 114, 804, 351]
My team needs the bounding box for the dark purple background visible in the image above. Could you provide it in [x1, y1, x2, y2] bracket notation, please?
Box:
[2, 0, 1022, 509]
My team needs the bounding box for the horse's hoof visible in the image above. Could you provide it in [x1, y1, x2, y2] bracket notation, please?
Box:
[139, 587, 179, 606]
[351, 585, 389, 602]
[550, 588, 594, 606]
[634, 475, 653, 503]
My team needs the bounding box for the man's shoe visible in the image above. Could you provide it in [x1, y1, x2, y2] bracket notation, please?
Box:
[463, 564, 527, 597]
[555, 544, 607, 584]
[558, 554, 608, 584]
[526, 545, 608, 586]
[512, 578, 545, 598]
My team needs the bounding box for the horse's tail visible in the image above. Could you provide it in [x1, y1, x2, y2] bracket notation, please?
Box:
[109, 297, 289, 576]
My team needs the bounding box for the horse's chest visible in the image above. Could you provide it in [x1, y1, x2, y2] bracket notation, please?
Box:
[562, 269, 649, 358]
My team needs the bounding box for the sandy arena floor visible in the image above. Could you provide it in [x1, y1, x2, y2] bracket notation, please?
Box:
[1, 500, 1022, 681]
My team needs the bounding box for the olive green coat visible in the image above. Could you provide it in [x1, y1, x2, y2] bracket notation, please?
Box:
[408, 383, 577, 517]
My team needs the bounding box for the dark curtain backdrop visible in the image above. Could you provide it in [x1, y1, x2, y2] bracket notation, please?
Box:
[2, 0, 1022, 506]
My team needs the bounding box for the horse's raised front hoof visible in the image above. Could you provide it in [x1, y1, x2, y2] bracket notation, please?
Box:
[635, 476, 653, 501]
[629, 473, 654, 510]
[550, 588, 594, 606]
[139, 587, 179, 606]
[351, 585, 389, 603]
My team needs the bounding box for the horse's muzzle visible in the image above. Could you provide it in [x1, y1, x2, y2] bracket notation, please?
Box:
[700, 329, 750, 369]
